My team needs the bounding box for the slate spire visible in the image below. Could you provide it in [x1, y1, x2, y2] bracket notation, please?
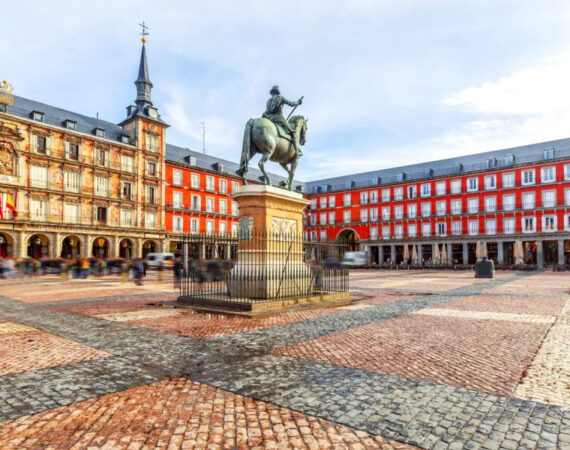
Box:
[135, 42, 153, 107]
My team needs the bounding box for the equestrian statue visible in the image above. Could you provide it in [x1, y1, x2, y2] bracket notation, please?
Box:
[237, 86, 307, 190]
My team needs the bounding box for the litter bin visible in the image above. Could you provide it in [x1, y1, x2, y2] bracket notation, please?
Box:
[475, 258, 494, 278]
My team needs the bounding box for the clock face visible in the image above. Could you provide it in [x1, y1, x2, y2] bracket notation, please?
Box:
[148, 108, 158, 119]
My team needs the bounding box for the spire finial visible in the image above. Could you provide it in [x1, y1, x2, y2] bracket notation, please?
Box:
[139, 21, 149, 44]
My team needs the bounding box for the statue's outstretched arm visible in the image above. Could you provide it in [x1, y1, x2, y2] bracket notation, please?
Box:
[281, 96, 299, 107]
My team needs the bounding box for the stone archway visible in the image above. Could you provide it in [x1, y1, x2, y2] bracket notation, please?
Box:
[92, 237, 109, 258]
[142, 240, 157, 258]
[0, 231, 15, 257]
[119, 238, 134, 260]
[27, 234, 50, 259]
[336, 228, 359, 251]
[61, 235, 81, 259]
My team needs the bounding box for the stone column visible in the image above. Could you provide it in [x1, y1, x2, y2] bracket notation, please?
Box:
[417, 244, 423, 263]
[199, 242, 206, 260]
[390, 244, 396, 264]
[558, 239, 565, 265]
[497, 241, 504, 265]
[447, 243, 453, 264]
[17, 231, 27, 257]
[462, 241, 468, 265]
[226, 244, 232, 260]
[378, 246, 384, 263]
[182, 240, 188, 276]
[536, 241, 544, 268]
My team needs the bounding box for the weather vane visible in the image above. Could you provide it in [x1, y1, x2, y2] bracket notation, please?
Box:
[139, 21, 149, 43]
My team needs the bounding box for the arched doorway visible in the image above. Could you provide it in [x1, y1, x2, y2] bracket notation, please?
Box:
[336, 229, 359, 251]
[92, 237, 109, 258]
[142, 240, 157, 257]
[61, 235, 81, 259]
[27, 234, 49, 259]
[0, 232, 14, 257]
[119, 239, 133, 260]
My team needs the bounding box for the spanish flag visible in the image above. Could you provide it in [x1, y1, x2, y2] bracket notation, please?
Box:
[6, 193, 17, 218]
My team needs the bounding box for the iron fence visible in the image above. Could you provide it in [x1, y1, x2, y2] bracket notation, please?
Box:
[178, 233, 349, 308]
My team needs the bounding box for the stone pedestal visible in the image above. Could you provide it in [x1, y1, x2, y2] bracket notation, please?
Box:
[228, 185, 312, 300]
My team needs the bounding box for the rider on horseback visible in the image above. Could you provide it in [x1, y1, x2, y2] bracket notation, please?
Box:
[262, 86, 303, 157]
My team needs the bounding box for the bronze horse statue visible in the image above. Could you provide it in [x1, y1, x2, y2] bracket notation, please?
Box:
[237, 115, 307, 190]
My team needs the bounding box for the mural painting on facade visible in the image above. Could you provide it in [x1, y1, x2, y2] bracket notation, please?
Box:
[0, 142, 14, 175]
[110, 174, 120, 198]
[82, 170, 93, 194]
[50, 166, 63, 189]
[110, 205, 120, 226]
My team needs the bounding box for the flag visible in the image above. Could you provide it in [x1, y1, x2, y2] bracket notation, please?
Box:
[6, 193, 17, 218]
[0, 194, 3, 220]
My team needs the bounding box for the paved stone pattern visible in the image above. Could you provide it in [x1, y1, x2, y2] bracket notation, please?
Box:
[0, 272, 569, 449]
[414, 308, 556, 324]
[431, 294, 566, 315]
[275, 313, 549, 397]
[96, 308, 184, 322]
[0, 377, 413, 450]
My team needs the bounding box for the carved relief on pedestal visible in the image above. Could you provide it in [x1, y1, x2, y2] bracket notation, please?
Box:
[271, 217, 297, 238]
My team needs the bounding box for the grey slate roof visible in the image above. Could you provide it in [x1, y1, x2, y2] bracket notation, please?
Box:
[306, 138, 570, 193]
[166, 143, 305, 189]
[8, 95, 129, 143]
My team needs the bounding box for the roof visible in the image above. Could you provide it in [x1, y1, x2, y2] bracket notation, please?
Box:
[166, 143, 305, 189]
[306, 138, 570, 193]
[7, 95, 129, 143]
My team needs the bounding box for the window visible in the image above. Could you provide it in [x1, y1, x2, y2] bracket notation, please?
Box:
[421, 202, 431, 217]
[219, 222, 227, 236]
[420, 183, 431, 197]
[189, 156, 197, 166]
[522, 192, 535, 209]
[451, 199, 462, 215]
[96, 206, 107, 224]
[172, 191, 183, 208]
[484, 175, 496, 190]
[372, 176, 379, 185]
[94, 128, 106, 138]
[343, 210, 351, 224]
[191, 218, 199, 234]
[31, 135, 49, 154]
[343, 194, 351, 206]
[408, 224, 417, 237]
[31, 111, 44, 122]
[382, 226, 391, 239]
[395, 225, 403, 238]
[487, 158, 497, 169]
[394, 187, 403, 200]
[231, 201, 238, 216]
[146, 161, 157, 177]
[219, 199, 227, 214]
[94, 176, 109, 197]
[522, 169, 535, 185]
[566, 188, 570, 206]
[436, 222, 446, 236]
[544, 148, 554, 160]
[231, 222, 239, 238]
[173, 216, 183, 233]
[407, 203, 417, 218]
[565, 214, 570, 231]
[189, 174, 199, 189]
[435, 182, 446, 195]
[145, 133, 159, 153]
[191, 195, 201, 211]
[219, 179, 227, 194]
[369, 208, 378, 221]
[121, 181, 133, 200]
[329, 195, 336, 207]
[468, 220, 479, 235]
[206, 176, 215, 191]
[541, 167, 555, 183]
[467, 177, 478, 192]
[503, 217, 515, 234]
[450, 180, 461, 194]
[146, 185, 156, 204]
[321, 212, 328, 225]
[206, 197, 214, 212]
[232, 181, 240, 193]
[542, 190, 556, 208]
[467, 198, 478, 214]
[421, 223, 431, 237]
[96, 148, 108, 167]
[345, 181, 352, 189]
[452, 221, 462, 235]
[564, 164, 570, 180]
[30, 198, 48, 220]
[329, 211, 336, 224]
[381, 189, 390, 202]
[310, 231, 317, 241]
[320, 197, 327, 209]
[172, 170, 182, 185]
[310, 214, 317, 226]
[502, 172, 515, 188]
[360, 191, 368, 204]
[360, 209, 368, 223]
[522, 216, 535, 233]
[65, 142, 80, 160]
[319, 230, 327, 241]
[503, 194, 515, 211]
[396, 172, 405, 182]
[394, 205, 403, 219]
[64, 202, 80, 224]
[145, 212, 157, 229]
[370, 227, 378, 239]
[485, 219, 497, 235]
[382, 206, 390, 220]
[63, 171, 80, 193]
[121, 155, 134, 173]
[436, 201, 446, 216]
[484, 196, 496, 212]
[504, 154, 514, 165]
[120, 209, 133, 227]
[310, 199, 317, 210]
[407, 185, 417, 198]
[542, 216, 557, 232]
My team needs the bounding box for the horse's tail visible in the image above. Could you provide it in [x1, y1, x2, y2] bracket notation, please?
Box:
[238, 118, 254, 180]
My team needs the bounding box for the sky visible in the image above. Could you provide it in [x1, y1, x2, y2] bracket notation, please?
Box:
[3, 1, 570, 181]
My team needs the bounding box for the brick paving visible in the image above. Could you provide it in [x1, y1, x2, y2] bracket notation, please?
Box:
[414, 308, 556, 324]
[0, 270, 568, 449]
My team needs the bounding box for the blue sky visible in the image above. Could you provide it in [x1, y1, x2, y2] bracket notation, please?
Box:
[3, 1, 570, 181]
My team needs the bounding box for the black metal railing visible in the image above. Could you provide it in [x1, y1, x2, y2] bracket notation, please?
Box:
[178, 233, 349, 307]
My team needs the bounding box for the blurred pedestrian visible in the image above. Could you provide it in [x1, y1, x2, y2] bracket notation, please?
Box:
[173, 257, 183, 289]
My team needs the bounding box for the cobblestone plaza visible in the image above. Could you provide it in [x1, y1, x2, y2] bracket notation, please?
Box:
[0, 270, 568, 449]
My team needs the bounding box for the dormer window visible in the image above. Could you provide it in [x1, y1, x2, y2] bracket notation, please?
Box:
[424, 168, 433, 177]
[93, 128, 106, 138]
[296, 185, 304, 193]
[31, 111, 44, 122]
[396, 172, 405, 182]
[372, 176, 380, 185]
[543, 148, 554, 160]
[487, 158, 497, 169]
[64, 120, 77, 130]
[313, 186, 319, 193]
[0, 104, 6, 113]
[120, 134, 130, 144]
[453, 163, 463, 174]
[504, 154, 514, 166]
[345, 181, 355, 189]
[189, 156, 197, 166]
[215, 162, 224, 173]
